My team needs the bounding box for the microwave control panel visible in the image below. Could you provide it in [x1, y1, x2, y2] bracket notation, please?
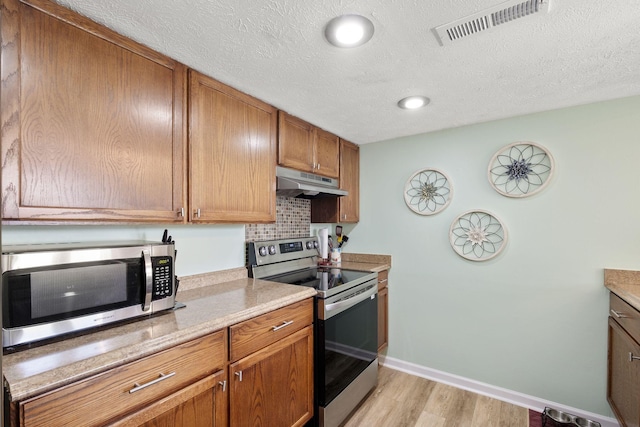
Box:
[151, 256, 173, 300]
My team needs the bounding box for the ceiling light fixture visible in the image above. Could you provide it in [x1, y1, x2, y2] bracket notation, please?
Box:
[324, 14, 374, 48]
[397, 96, 431, 110]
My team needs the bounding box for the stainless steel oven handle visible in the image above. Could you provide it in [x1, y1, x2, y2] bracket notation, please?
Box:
[325, 284, 377, 313]
[142, 250, 152, 312]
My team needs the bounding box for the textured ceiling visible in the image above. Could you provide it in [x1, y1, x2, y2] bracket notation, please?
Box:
[53, 0, 640, 144]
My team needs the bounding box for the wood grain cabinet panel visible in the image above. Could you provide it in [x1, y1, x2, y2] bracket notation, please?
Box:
[278, 111, 339, 179]
[188, 70, 276, 223]
[608, 316, 640, 427]
[311, 139, 360, 223]
[1, 0, 186, 222]
[230, 326, 314, 427]
[18, 331, 225, 427]
[111, 370, 228, 427]
[229, 298, 313, 361]
[229, 298, 314, 427]
[377, 269, 389, 352]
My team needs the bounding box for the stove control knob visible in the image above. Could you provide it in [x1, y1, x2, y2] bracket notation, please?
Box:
[258, 246, 267, 257]
[313, 241, 318, 249]
[306, 241, 313, 250]
[268, 245, 277, 255]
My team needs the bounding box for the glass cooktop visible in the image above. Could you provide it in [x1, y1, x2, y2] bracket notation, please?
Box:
[264, 266, 376, 298]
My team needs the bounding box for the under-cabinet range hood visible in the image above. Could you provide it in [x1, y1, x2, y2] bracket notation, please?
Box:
[276, 166, 348, 198]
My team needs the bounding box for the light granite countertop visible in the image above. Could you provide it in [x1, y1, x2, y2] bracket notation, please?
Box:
[338, 253, 392, 273]
[3, 276, 316, 402]
[604, 269, 640, 311]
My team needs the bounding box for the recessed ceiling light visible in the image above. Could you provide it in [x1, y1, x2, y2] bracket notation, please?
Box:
[397, 96, 430, 110]
[324, 15, 374, 48]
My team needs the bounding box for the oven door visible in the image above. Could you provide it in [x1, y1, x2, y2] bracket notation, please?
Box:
[316, 279, 378, 407]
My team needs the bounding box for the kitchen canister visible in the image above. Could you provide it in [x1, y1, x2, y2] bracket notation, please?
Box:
[330, 248, 342, 264]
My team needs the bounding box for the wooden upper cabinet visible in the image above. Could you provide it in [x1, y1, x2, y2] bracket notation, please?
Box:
[1, 0, 187, 222]
[278, 111, 339, 179]
[311, 139, 360, 223]
[339, 139, 360, 222]
[188, 70, 276, 223]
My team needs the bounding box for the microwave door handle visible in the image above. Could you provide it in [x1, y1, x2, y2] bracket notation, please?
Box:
[142, 250, 153, 311]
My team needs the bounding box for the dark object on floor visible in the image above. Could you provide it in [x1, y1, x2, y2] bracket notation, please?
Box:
[529, 409, 543, 427]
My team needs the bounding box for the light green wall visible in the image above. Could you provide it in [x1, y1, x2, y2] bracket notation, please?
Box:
[2, 224, 246, 277]
[344, 95, 640, 416]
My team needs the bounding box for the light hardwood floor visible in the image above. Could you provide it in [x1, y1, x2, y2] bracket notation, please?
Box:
[342, 366, 530, 427]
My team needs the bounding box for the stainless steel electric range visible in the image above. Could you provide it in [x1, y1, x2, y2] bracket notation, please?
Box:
[248, 236, 378, 427]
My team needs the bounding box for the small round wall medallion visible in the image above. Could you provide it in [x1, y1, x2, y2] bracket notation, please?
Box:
[403, 168, 453, 215]
[449, 210, 507, 261]
[488, 141, 554, 198]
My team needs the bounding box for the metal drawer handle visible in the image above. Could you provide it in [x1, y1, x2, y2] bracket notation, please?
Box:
[235, 371, 243, 382]
[611, 309, 628, 318]
[219, 380, 227, 392]
[378, 279, 388, 284]
[129, 372, 176, 394]
[629, 352, 640, 362]
[272, 320, 294, 332]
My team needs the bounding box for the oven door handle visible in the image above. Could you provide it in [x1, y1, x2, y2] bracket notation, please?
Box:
[325, 284, 377, 315]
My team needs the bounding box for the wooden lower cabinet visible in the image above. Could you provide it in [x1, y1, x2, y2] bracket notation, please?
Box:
[112, 370, 228, 427]
[229, 326, 314, 427]
[608, 293, 640, 427]
[8, 300, 315, 427]
[377, 269, 389, 352]
[13, 331, 226, 427]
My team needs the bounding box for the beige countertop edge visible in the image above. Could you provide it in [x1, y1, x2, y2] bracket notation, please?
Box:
[3, 278, 316, 402]
[604, 269, 640, 311]
[340, 253, 392, 270]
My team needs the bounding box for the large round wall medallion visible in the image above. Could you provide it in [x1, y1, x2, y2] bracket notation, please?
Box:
[449, 210, 507, 261]
[403, 168, 453, 215]
[488, 141, 554, 198]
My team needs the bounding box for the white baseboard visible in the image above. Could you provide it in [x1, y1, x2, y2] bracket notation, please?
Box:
[379, 355, 619, 427]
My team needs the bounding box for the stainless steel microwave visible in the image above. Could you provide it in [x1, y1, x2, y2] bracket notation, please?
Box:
[2, 241, 177, 348]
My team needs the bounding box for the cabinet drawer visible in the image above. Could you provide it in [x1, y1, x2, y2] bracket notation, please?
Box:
[610, 293, 640, 343]
[378, 270, 389, 291]
[20, 331, 225, 427]
[230, 298, 313, 361]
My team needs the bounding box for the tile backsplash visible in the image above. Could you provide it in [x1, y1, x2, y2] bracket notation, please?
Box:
[245, 197, 310, 241]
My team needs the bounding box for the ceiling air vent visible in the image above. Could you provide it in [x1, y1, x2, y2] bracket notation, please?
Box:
[433, 0, 550, 46]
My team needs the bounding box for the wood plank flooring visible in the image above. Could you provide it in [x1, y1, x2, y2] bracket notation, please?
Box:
[342, 366, 530, 427]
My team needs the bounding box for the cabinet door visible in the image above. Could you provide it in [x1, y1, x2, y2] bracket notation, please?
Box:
[377, 271, 389, 352]
[608, 317, 640, 427]
[314, 129, 340, 179]
[189, 70, 276, 223]
[230, 326, 314, 427]
[1, 0, 186, 222]
[111, 370, 228, 427]
[339, 139, 360, 222]
[311, 139, 360, 223]
[278, 111, 314, 173]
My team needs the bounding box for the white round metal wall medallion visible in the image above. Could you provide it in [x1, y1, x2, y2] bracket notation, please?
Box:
[449, 210, 507, 261]
[488, 141, 554, 198]
[403, 168, 453, 215]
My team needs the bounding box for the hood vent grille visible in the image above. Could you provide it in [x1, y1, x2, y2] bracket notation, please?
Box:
[433, 0, 550, 45]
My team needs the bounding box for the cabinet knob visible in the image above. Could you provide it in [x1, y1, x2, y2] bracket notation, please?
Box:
[218, 380, 227, 392]
[235, 371, 243, 382]
[194, 208, 201, 218]
[630, 352, 640, 362]
[178, 207, 185, 218]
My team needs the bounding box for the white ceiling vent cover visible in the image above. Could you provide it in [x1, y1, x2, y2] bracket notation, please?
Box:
[433, 0, 550, 46]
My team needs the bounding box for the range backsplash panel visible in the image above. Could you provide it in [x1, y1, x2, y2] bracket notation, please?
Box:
[245, 197, 310, 241]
